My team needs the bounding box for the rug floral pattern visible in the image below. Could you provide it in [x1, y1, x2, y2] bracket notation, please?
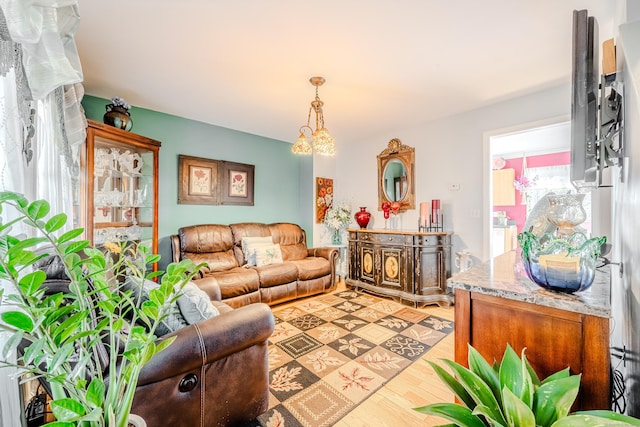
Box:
[256, 290, 453, 427]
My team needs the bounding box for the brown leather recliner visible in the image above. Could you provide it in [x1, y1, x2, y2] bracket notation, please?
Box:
[131, 301, 274, 426]
[34, 255, 275, 427]
[171, 222, 338, 308]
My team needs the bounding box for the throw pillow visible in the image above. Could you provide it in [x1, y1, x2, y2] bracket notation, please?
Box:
[176, 282, 220, 324]
[255, 243, 284, 267]
[121, 277, 188, 336]
[241, 236, 274, 266]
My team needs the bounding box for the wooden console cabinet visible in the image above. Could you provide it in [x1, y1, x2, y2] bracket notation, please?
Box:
[346, 229, 452, 306]
[449, 251, 611, 410]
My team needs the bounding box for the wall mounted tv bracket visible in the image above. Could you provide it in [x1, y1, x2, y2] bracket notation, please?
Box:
[596, 73, 623, 186]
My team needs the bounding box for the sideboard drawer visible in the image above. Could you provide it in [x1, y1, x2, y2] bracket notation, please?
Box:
[359, 232, 407, 245]
[416, 235, 451, 247]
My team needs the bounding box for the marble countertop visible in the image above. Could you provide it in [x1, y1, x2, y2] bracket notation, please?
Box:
[447, 250, 611, 318]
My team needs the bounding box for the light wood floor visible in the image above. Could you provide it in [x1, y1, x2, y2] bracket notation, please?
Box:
[277, 281, 455, 426]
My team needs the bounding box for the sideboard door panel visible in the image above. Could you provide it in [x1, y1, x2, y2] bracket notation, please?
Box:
[359, 244, 376, 284]
[417, 248, 443, 293]
[380, 247, 403, 290]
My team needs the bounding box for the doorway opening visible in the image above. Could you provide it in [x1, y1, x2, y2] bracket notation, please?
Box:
[488, 120, 591, 259]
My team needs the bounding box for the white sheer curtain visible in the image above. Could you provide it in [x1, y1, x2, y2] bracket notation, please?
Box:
[0, 1, 85, 425]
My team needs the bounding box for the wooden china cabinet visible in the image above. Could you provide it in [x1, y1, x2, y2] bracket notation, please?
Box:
[80, 119, 161, 257]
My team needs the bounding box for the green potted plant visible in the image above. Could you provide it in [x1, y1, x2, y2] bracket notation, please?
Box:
[0, 191, 204, 427]
[414, 343, 640, 427]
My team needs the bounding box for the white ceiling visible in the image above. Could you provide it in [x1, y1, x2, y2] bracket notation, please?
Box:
[75, 1, 618, 146]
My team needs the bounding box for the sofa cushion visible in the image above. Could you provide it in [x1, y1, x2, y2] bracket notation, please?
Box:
[179, 225, 238, 273]
[202, 267, 260, 299]
[241, 236, 274, 266]
[177, 282, 220, 324]
[254, 244, 283, 267]
[255, 261, 298, 288]
[268, 223, 309, 261]
[230, 223, 273, 264]
[289, 257, 332, 281]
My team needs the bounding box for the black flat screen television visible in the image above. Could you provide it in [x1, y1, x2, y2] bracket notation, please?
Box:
[570, 9, 599, 189]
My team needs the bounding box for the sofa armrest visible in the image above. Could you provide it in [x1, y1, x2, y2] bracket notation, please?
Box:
[137, 303, 274, 385]
[192, 276, 222, 301]
[170, 234, 181, 264]
[307, 247, 338, 262]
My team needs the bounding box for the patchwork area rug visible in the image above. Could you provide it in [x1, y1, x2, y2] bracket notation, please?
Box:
[255, 289, 453, 427]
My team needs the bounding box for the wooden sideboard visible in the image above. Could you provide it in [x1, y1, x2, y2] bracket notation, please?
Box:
[449, 251, 611, 410]
[346, 229, 452, 307]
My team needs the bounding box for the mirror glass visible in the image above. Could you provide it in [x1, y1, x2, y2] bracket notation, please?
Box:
[377, 138, 415, 211]
[383, 159, 407, 201]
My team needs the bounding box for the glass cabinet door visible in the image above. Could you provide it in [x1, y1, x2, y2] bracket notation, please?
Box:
[82, 120, 161, 258]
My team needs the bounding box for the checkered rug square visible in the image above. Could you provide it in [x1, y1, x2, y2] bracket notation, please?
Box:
[254, 289, 453, 427]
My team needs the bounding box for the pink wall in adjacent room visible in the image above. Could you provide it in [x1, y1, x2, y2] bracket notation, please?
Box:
[493, 151, 570, 233]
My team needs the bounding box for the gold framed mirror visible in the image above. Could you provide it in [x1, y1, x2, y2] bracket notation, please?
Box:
[377, 138, 415, 211]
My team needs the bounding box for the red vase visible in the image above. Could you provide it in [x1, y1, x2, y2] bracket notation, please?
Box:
[354, 207, 371, 229]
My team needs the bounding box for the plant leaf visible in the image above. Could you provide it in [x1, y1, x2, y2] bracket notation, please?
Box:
[551, 415, 634, 427]
[56, 228, 84, 244]
[427, 360, 476, 409]
[541, 367, 571, 385]
[49, 344, 74, 372]
[471, 404, 508, 427]
[27, 200, 50, 220]
[18, 270, 46, 296]
[7, 237, 48, 255]
[523, 352, 541, 387]
[1, 311, 34, 332]
[2, 330, 24, 359]
[533, 374, 581, 427]
[62, 240, 90, 255]
[44, 213, 67, 233]
[49, 397, 85, 421]
[468, 344, 501, 404]
[570, 411, 640, 426]
[442, 359, 508, 426]
[499, 345, 533, 408]
[502, 386, 536, 427]
[413, 403, 487, 427]
[86, 378, 105, 408]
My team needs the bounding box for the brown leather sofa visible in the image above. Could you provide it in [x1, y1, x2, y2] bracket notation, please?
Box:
[171, 222, 338, 308]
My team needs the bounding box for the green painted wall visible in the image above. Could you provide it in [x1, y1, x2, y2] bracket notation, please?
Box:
[82, 95, 307, 270]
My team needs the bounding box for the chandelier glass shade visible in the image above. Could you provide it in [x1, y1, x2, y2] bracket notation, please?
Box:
[292, 76, 336, 156]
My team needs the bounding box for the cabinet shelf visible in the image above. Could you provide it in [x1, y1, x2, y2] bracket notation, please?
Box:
[94, 221, 153, 229]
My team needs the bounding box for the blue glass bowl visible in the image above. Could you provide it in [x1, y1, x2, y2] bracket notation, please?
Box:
[518, 232, 605, 293]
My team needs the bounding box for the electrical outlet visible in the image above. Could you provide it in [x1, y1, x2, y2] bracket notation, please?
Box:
[450, 183, 460, 191]
[469, 209, 481, 218]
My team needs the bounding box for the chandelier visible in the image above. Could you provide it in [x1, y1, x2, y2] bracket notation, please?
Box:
[291, 76, 336, 156]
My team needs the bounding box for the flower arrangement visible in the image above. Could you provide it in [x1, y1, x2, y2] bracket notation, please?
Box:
[514, 174, 537, 192]
[324, 201, 352, 231]
[110, 96, 131, 110]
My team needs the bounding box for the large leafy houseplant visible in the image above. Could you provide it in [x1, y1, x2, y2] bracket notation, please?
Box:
[0, 191, 204, 426]
[414, 344, 640, 427]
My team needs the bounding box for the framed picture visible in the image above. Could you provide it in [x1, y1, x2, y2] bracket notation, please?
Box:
[220, 161, 254, 206]
[178, 155, 219, 205]
[316, 177, 333, 223]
